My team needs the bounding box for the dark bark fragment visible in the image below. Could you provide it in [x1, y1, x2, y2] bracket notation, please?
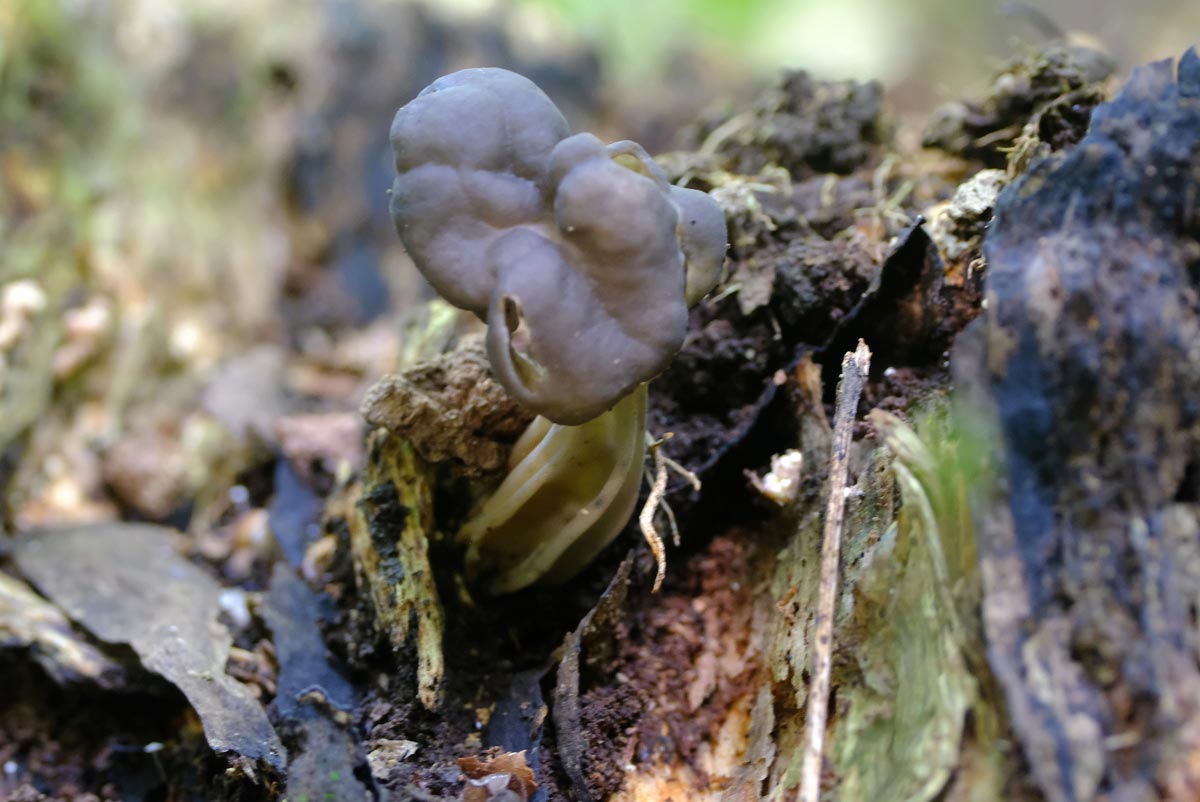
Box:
[956, 49, 1200, 802]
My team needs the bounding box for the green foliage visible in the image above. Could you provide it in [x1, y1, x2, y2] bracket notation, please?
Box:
[0, 1, 114, 148]
[519, 0, 781, 79]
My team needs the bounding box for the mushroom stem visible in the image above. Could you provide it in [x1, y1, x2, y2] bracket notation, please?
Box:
[458, 384, 648, 593]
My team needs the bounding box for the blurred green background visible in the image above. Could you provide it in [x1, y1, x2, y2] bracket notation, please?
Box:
[0, 0, 1195, 524]
[520, 0, 1197, 91]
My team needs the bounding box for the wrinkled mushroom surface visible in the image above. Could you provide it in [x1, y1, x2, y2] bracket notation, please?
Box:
[390, 67, 727, 424]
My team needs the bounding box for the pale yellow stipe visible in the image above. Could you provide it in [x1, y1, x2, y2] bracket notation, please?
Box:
[458, 384, 648, 593]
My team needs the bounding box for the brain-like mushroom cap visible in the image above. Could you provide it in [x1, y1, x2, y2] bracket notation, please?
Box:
[390, 68, 727, 424]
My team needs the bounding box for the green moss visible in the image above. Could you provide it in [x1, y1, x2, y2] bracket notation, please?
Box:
[764, 407, 1006, 801]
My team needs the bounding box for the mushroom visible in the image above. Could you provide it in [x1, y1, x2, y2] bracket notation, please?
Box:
[390, 68, 727, 592]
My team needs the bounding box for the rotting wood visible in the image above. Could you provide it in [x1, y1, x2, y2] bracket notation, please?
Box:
[347, 431, 445, 710]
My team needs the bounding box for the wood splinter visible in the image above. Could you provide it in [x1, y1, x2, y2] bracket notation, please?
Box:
[800, 339, 872, 802]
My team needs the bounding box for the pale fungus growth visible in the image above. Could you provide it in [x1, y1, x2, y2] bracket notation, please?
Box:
[389, 67, 727, 592]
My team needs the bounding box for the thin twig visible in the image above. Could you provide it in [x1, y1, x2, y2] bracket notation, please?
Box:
[799, 340, 871, 802]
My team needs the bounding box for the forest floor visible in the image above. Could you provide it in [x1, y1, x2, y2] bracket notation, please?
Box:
[3, 3, 1198, 802]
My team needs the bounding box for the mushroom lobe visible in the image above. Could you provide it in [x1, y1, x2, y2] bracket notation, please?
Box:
[390, 68, 726, 424]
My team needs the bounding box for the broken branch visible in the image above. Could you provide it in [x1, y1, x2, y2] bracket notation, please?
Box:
[800, 339, 872, 802]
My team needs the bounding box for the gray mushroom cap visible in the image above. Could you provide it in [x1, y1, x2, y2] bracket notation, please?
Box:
[390, 68, 727, 425]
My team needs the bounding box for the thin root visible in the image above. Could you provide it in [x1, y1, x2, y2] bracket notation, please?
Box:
[639, 448, 669, 592]
[638, 433, 701, 591]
